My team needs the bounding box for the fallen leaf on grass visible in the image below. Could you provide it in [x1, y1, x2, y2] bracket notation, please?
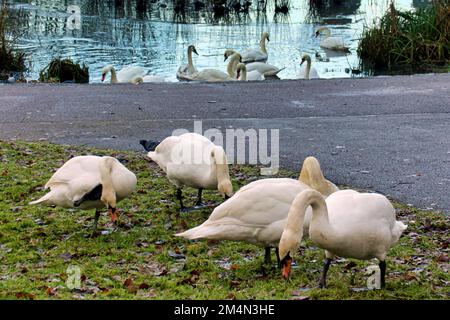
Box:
[123, 278, 138, 293]
[15, 292, 36, 300]
[139, 283, 151, 290]
[46, 287, 57, 296]
[180, 270, 201, 285]
[437, 254, 449, 262]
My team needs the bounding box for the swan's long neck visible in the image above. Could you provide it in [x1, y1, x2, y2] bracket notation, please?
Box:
[208, 146, 232, 197]
[299, 157, 325, 187]
[260, 36, 267, 54]
[305, 59, 311, 80]
[239, 67, 247, 81]
[227, 55, 240, 77]
[99, 156, 117, 208]
[280, 190, 336, 259]
[110, 67, 118, 84]
[188, 48, 195, 73]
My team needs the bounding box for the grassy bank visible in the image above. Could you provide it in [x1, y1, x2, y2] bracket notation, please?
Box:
[0, 140, 448, 299]
[358, 1, 450, 74]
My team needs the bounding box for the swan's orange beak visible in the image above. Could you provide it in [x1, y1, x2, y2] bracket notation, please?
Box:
[101, 73, 106, 82]
[109, 207, 118, 223]
[281, 256, 292, 279]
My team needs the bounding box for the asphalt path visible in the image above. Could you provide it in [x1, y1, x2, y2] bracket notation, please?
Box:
[0, 73, 449, 212]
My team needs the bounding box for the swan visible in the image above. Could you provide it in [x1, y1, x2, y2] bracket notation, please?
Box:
[236, 63, 264, 81]
[177, 45, 199, 81]
[298, 54, 320, 80]
[29, 156, 137, 236]
[139, 133, 233, 211]
[278, 189, 407, 288]
[225, 52, 243, 78]
[176, 156, 338, 264]
[101, 65, 146, 84]
[142, 75, 166, 83]
[315, 27, 350, 52]
[181, 50, 237, 82]
[241, 32, 270, 63]
[224, 49, 284, 78]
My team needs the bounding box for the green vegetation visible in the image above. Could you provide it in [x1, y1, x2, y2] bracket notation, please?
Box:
[358, 1, 450, 74]
[39, 58, 89, 83]
[0, 1, 26, 78]
[0, 140, 448, 299]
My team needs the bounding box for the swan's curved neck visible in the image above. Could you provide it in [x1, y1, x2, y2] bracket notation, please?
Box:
[100, 157, 117, 207]
[110, 67, 118, 83]
[281, 190, 336, 254]
[188, 48, 195, 73]
[260, 36, 267, 54]
[239, 68, 247, 81]
[305, 59, 312, 80]
[227, 55, 240, 77]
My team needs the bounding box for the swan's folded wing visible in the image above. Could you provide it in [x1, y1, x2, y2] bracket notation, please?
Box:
[117, 66, 146, 83]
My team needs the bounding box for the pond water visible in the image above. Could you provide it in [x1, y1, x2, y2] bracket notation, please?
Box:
[7, 0, 421, 83]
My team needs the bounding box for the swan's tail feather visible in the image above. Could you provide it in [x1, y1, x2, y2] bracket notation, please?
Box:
[264, 67, 286, 77]
[175, 224, 216, 240]
[29, 192, 53, 205]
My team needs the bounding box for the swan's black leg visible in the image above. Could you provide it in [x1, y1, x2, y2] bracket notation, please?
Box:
[176, 188, 185, 211]
[275, 247, 281, 268]
[195, 188, 203, 206]
[264, 247, 272, 264]
[379, 260, 386, 289]
[319, 258, 332, 288]
[91, 209, 101, 237]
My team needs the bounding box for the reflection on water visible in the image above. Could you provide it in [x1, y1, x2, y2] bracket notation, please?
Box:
[7, 0, 415, 82]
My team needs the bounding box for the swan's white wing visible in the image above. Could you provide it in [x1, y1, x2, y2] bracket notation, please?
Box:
[191, 69, 233, 82]
[320, 37, 349, 51]
[117, 66, 146, 83]
[246, 70, 264, 81]
[142, 75, 165, 83]
[241, 49, 268, 63]
[246, 62, 280, 74]
[297, 66, 320, 79]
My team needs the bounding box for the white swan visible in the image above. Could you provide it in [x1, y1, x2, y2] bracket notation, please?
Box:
[180, 49, 236, 82]
[236, 63, 264, 81]
[298, 54, 320, 80]
[225, 52, 243, 78]
[140, 133, 233, 211]
[224, 49, 284, 78]
[241, 32, 270, 63]
[29, 156, 137, 235]
[177, 45, 199, 81]
[142, 75, 166, 83]
[315, 27, 350, 52]
[101, 65, 146, 84]
[176, 156, 338, 264]
[279, 189, 407, 288]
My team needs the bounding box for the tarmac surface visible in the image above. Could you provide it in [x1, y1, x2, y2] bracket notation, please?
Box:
[1, 73, 449, 212]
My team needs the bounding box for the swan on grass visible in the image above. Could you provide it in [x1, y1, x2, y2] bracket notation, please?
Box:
[29, 156, 137, 236]
[224, 49, 284, 78]
[241, 31, 270, 63]
[298, 54, 320, 80]
[279, 189, 407, 288]
[315, 27, 350, 53]
[101, 65, 146, 84]
[139, 133, 233, 211]
[176, 156, 338, 265]
[177, 45, 199, 81]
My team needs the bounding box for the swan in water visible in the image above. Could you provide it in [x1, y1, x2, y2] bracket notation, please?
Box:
[315, 27, 350, 52]
[224, 49, 284, 78]
[176, 156, 338, 264]
[177, 45, 199, 81]
[298, 54, 320, 80]
[236, 63, 264, 81]
[241, 32, 270, 63]
[279, 189, 407, 288]
[101, 65, 146, 84]
[29, 156, 137, 236]
[139, 133, 233, 211]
